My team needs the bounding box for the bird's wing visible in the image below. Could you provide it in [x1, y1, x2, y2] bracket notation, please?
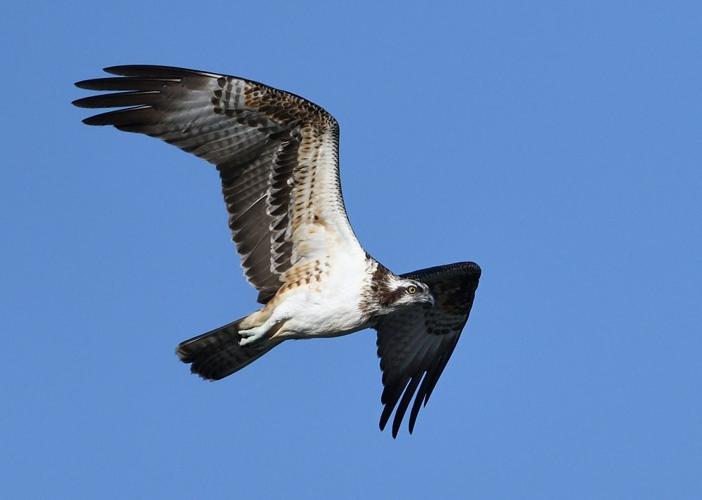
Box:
[374, 262, 481, 437]
[74, 65, 361, 303]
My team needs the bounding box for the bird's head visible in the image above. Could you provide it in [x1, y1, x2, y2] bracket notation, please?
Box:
[381, 276, 435, 310]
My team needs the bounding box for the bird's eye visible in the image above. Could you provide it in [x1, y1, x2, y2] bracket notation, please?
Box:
[407, 285, 417, 294]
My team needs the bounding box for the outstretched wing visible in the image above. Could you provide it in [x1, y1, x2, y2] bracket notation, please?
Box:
[374, 261, 481, 437]
[74, 65, 360, 303]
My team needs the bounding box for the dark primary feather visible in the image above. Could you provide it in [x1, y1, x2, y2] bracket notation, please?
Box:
[73, 65, 341, 304]
[375, 261, 481, 437]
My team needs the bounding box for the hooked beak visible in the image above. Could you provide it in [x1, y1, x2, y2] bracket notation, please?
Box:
[424, 293, 435, 306]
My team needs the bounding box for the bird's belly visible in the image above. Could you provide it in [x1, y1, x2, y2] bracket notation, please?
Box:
[285, 297, 366, 337]
[277, 288, 368, 339]
[294, 305, 366, 338]
[267, 247, 372, 339]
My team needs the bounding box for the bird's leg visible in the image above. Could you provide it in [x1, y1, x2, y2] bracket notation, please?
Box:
[239, 306, 273, 330]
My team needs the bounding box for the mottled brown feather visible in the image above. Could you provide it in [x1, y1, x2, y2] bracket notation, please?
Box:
[74, 65, 350, 304]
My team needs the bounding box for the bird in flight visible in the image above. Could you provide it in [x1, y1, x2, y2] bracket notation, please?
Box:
[73, 65, 481, 437]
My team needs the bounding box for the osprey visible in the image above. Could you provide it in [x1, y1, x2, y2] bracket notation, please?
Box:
[73, 65, 481, 437]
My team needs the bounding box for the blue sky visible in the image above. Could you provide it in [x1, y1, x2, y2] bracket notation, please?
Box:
[3, 1, 701, 498]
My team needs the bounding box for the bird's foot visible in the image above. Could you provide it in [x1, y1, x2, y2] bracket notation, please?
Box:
[238, 325, 268, 346]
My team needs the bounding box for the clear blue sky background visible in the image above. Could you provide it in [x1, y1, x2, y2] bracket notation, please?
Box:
[2, 1, 701, 498]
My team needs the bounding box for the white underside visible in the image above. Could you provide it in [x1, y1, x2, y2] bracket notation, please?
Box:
[238, 243, 372, 346]
[277, 250, 370, 338]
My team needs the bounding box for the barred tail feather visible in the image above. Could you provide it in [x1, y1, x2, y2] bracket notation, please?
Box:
[176, 318, 280, 380]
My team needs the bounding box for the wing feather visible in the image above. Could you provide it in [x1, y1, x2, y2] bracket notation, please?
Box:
[375, 262, 481, 437]
[74, 65, 361, 302]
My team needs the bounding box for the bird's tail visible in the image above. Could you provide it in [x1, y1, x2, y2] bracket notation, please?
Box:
[176, 318, 281, 380]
